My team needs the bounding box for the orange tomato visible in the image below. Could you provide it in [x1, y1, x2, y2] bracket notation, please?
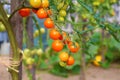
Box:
[67, 56, 75, 66]
[44, 18, 54, 28]
[68, 42, 80, 53]
[49, 29, 61, 40]
[41, 0, 49, 8]
[36, 8, 47, 19]
[52, 40, 64, 52]
[59, 52, 69, 62]
[19, 8, 30, 17]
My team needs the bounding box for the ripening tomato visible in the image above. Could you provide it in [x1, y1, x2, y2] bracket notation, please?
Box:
[44, 18, 54, 28]
[67, 56, 75, 66]
[52, 40, 64, 52]
[68, 42, 80, 53]
[19, 8, 30, 17]
[41, 0, 49, 8]
[29, 0, 41, 8]
[49, 29, 61, 40]
[59, 52, 69, 62]
[59, 9, 66, 17]
[36, 8, 47, 19]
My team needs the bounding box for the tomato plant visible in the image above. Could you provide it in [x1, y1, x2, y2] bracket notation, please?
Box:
[0, 0, 119, 80]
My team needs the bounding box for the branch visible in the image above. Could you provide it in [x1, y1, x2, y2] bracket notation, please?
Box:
[8, 0, 26, 20]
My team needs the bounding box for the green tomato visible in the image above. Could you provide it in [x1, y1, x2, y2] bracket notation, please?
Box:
[59, 10, 66, 17]
[93, 1, 100, 6]
[26, 58, 35, 65]
[57, 2, 64, 10]
[31, 49, 37, 55]
[61, 4, 68, 10]
[23, 48, 31, 57]
[0, 22, 6, 32]
[58, 16, 65, 22]
[110, 0, 117, 3]
[33, 30, 39, 38]
[36, 48, 43, 56]
[59, 61, 66, 67]
[40, 28, 45, 34]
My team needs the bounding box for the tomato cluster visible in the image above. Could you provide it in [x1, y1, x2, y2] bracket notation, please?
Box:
[56, 1, 68, 22]
[49, 30, 80, 66]
[19, 0, 81, 66]
[59, 52, 75, 66]
[23, 48, 43, 68]
[19, 0, 54, 29]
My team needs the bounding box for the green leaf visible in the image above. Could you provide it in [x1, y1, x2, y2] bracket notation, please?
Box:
[39, 60, 49, 69]
[47, 39, 53, 47]
[89, 32, 101, 45]
[49, 64, 68, 77]
[88, 44, 99, 57]
[49, 54, 59, 64]
[105, 52, 114, 62]
[71, 65, 80, 74]
[101, 61, 110, 69]
[34, 55, 39, 63]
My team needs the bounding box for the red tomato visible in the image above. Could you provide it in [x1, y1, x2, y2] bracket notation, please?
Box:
[19, 8, 30, 17]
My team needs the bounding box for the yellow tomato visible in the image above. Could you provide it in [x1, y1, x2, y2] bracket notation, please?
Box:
[41, 0, 49, 8]
[93, 60, 100, 66]
[29, 0, 41, 8]
[93, 55, 102, 66]
[110, 0, 117, 3]
[95, 55, 102, 62]
[93, 1, 100, 6]
[59, 52, 69, 62]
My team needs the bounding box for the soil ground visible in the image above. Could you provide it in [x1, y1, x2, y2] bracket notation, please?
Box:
[0, 56, 120, 80]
